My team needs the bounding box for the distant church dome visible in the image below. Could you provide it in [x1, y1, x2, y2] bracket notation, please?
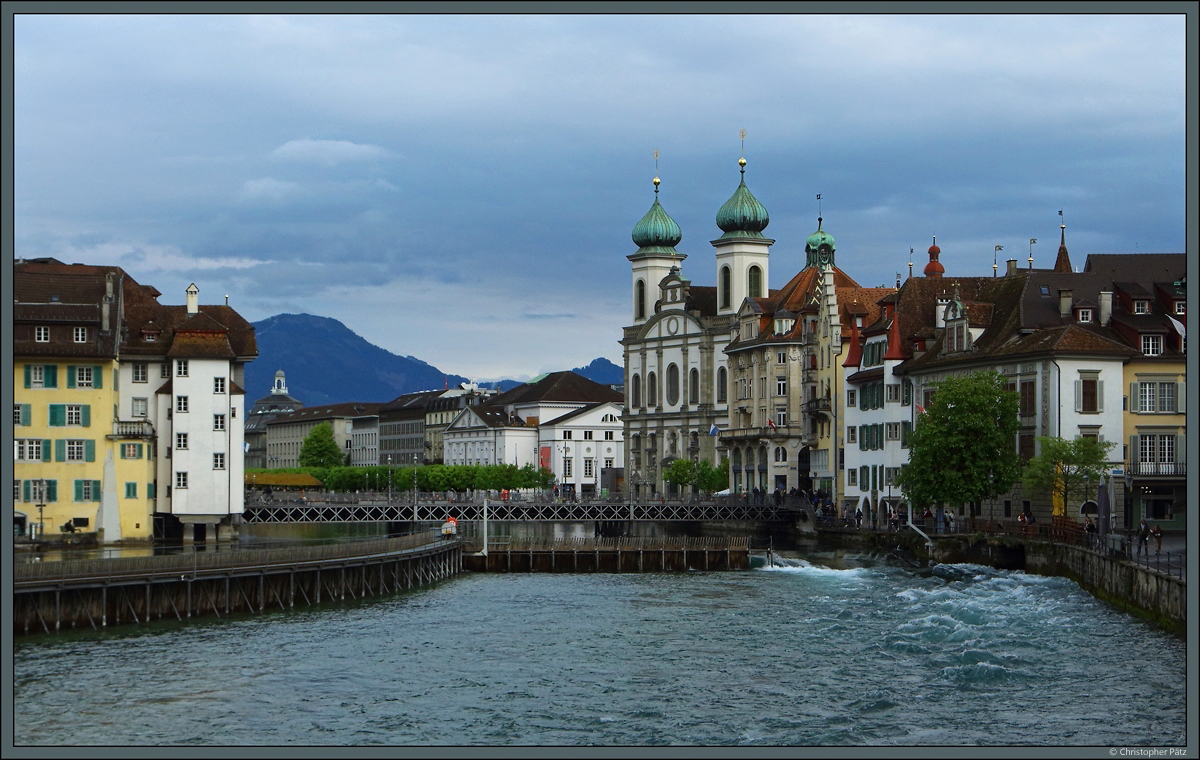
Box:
[804, 216, 836, 268]
[924, 236, 945, 278]
[715, 157, 769, 239]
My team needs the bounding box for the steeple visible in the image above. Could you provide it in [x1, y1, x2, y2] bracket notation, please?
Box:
[842, 306, 863, 368]
[1053, 211, 1071, 273]
[804, 204, 836, 270]
[712, 134, 773, 315]
[923, 236, 944, 278]
[629, 154, 685, 325]
[883, 307, 906, 361]
[714, 139, 769, 240]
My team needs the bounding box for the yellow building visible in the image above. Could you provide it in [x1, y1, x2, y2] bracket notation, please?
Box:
[15, 258, 257, 544]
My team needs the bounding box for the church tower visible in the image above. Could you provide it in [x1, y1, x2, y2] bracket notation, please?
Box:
[712, 153, 772, 315]
[628, 170, 684, 325]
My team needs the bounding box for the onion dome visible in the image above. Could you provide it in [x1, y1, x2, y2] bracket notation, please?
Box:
[923, 236, 944, 278]
[631, 177, 683, 255]
[805, 216, 836, 268]
[715, 157, 769, 240]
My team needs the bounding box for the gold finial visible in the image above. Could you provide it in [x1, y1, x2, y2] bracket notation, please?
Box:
[738, 129, 747, 170]
[653, 149, 660, 192]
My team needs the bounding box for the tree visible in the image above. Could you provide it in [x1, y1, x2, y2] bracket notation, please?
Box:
[893, 370, 1021, 513]
[298, 422, 344, 469]
[1022, 436, 1117, 517]
[662, 458, 697, 493]
[693, 458, 730, 494]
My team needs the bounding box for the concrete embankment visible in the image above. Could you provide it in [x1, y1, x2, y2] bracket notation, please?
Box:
[806, 527, 1185, 637]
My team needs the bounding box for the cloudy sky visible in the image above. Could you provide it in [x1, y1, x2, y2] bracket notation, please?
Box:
[12, 11, 1188, 382]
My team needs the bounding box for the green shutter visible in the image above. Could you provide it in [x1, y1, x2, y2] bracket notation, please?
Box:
[148, 482, 156, 499]
[81, 405, 90, 427]
[94, 366, 103, 389]
[119, 445, 126, 460]
[47, 480, 57, 502]
[1097, 381, 1104, 413]
[126, 482, 137, 499]
[1130, 435, 1139, 464]
[85, 439, 95, 462]
[137, 443, 144, 459]
[20, 404, 31, 426]
[1074, 380, 1082, 412]
[49, 404, 65, 426]
[67, 366, 76, 388]
[55, 439, 66, 462]
[42, 440, 52, 462]
[24, 365, 31, 389]
[1130, 382, 1139, 413]
[74, 480, 83, 502]
[23, 480, 30, 502]
[45, 365, 58, 388]
[1178, 380, 1186, 414]
[93, 481, 102, 502]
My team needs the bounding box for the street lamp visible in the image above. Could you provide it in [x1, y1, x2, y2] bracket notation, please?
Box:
[388, 454, 393, 504]
[36, 491, 45, 540]
[412, 453, 419, 522]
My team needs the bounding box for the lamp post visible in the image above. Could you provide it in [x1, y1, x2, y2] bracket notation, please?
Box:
[412, 453, 419, 523]
[387, 455, 393, 505]
[36, 491, 45, 540]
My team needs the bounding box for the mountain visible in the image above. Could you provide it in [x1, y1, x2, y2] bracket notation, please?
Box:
[246, 314, 469, 405]
[245, 312, 624, 405]
[570, 357, 624, 385]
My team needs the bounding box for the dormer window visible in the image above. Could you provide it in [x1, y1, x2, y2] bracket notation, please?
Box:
[1176, 301, 1186, 315]
[774, 318, 794, 335]
[1078, 309, 1092, 323]
[1142, 334, 1163, 356]
[35, 326, 49, 342]
[1134, 300, 1149, 314]
[73, 327, 88, 343]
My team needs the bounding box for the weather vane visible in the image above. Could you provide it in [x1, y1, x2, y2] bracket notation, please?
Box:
[994, 244, 1002, 277]
[653, 149, 660, 194]
[738, 128, 747, 172]
[1029, 237, 1037, 269]
[908, 248, 913, 279]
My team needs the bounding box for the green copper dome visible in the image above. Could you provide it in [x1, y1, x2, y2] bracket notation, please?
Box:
[715, 164, 769, 240]
[632, 195, 683, 254]
[805, 218, 835, 253]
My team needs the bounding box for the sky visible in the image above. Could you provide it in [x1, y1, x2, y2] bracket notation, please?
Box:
[11, 11, 1189, 382]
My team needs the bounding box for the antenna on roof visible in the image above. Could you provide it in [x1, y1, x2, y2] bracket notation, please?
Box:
[993, 245, 1002, 278]
[1028, 237, 1036, 270]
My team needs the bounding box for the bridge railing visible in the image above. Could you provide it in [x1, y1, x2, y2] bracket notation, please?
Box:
[14, 531, 448, 584]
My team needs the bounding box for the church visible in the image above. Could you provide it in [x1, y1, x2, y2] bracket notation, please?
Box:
[620, 153, 871, 499]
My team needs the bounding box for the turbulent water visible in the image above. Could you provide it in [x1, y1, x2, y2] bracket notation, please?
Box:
[12, 554, 1186, 747]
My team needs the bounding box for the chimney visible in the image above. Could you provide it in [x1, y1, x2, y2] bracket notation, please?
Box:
[102, 273, 113, 332]
[1099, 291, 1113, 326]
[186, 283, 199, 315]
[935, 294, 950, 329]
[1006, 259, 1018, 276]
[1059, 288, 1073, 319]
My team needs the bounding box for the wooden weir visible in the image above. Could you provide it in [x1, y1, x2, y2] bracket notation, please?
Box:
[461, 535, 751, 573]
[12, 531, 460, 637]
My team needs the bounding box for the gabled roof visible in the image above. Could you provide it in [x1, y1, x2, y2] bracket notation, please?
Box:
[541, 401, 622, 427]
[1084, 253, 1186, 285]
[488, 371, 622, 407]
[269, 402, 383, 425]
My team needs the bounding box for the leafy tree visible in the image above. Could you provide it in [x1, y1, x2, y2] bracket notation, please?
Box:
[894, 370, 1021, 512]
[298, 422, 344, 469]
[693, 458, 730, 494]
[662, 458, 697, 492]
[1022, 435, 1117, 516]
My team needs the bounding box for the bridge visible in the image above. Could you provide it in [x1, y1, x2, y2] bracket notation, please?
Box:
[241, 493, 798, 524]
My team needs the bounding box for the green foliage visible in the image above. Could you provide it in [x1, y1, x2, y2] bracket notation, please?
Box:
[298, 422, 344, 469]
[662, 459, 697, 491]
[1022, 435, 1117, 515]
[250, 462, 558, 494]
[894, 370, 1021, 511]
[694, 458, 730, 494]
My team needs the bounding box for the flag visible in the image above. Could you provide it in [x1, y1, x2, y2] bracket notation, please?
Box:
[243, 441, 249, 453]
[708, 424, 720, 436]
[1167, 314, 1186, 339]
[915, 403, 925, 415]
[767, 419, 777, 431]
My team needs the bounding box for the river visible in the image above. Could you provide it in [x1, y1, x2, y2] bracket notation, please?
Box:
[11, 553, 1186, 747]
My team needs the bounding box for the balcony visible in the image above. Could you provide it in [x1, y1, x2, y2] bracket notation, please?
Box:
[108, 420, 155, 440]
[1125, 461, 1186, 478]
[803, 396, 831, 415]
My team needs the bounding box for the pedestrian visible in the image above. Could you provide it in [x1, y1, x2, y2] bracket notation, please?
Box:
[1084, 516, 1097, 548]
[855, 508, 862, 529]
[1135, 518, 1150, 557]
[1150, 523, 1163, 555]
[945, 510, 954, 533]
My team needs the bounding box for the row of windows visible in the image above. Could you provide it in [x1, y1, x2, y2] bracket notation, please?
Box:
[30, 326, 90, 343]
[846, 464, 902, 492]
[631, 367, 728, 407]
[560, 431, 615, 441]
[15, 478, 161, 504]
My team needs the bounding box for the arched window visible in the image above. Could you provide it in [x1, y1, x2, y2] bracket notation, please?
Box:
[775, 446, 787, 462]
[748, 265, 762, 298]
[631, 373, 641, 408]
[717, 367, 727, 403]
[636, 279, 646, 320]
[721, 266, 732, 309]
[666, 364, 680, 406]
[689, 368, 700, 405]
[647, 372, 658, 407]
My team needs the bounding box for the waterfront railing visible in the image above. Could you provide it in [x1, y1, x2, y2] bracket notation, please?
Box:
[14, 531, 446, 585]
